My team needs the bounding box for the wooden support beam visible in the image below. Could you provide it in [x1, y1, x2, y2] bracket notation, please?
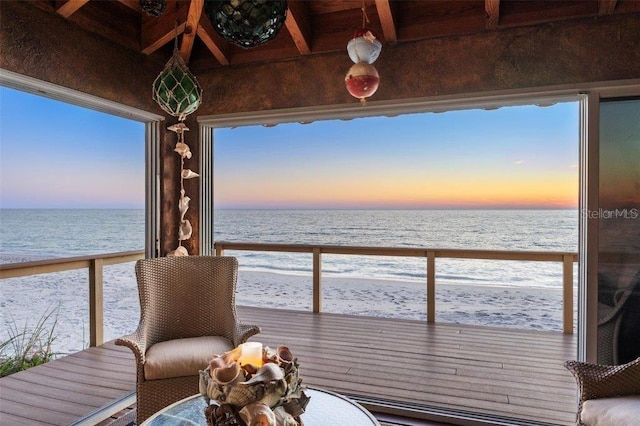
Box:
[117, 0, 141, 13]
[599, 0, 617, 15]
[180, 0, 204, 63]
[374, 0, 397, 43]
[285, 0, 312, 55]
[197, 13, 230, 65]
[56, 0, 90, 18]
[485, 0, 500, 30]
[141, 2, 189, 55]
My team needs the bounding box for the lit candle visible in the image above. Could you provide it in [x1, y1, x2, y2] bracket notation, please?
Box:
[238, 342, 263, 367]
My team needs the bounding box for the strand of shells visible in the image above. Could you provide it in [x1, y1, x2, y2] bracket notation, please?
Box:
[199, 345, 309, 426]
[168, 122, 199, 257]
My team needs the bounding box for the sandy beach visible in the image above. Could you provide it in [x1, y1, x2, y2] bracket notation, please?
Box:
[1, 265, 572, 356]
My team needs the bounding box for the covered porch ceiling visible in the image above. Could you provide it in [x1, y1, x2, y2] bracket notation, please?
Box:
[30, 0, 640, 73]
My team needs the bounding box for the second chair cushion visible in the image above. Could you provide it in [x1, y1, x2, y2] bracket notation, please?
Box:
[144, 336, 234, 380]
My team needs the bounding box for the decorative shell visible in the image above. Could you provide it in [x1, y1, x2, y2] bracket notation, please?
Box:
[167, 245, 189, 256]
[178, 220, 192, 240]
[182, 169, 199, 179]
[239, 402, 276, 426]
[167, 122, 189, 133]
[174, 142, 192, 159]
[178, 196, 190, 220]
[241, 363, 284, 385]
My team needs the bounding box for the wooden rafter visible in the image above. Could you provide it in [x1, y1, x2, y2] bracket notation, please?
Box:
[179, 0, 204, 62]
[599, 0, 617, 15]
[374, 0, 397, 43]
[55, 0, 90, 18]
[117, 0, 141, 13]
[286, 0, 312, 55]
[141, 2, 189, 55]
[485, 0, 500, 30]
[197, 13, 230, 65]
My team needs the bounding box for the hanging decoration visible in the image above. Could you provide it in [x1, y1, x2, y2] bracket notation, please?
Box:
[345, 2, 382, 104]
[139, 0, 167, 17]
[153, 24, 203, 256]
[167, 122, 199, 257]
[204, 0, 288, 49]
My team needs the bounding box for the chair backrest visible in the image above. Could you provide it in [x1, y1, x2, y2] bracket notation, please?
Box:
[135, 255, 239, 345]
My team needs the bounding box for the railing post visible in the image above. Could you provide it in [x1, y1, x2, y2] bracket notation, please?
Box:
[313, 248, 322, 313]
[89, 258, 104, 347]
[563, 254, 573, 334]
[427, 251, 435, 323]
[215, 245, 224, 256]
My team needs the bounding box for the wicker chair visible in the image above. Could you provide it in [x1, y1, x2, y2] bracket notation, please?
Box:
[597, 270, 640, 365]
[115, 256, 261, 424]
[564, 357, 640, 425]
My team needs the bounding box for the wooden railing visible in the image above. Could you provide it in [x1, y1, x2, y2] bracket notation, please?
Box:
[215, 242, 579, 334]
[0, 250, 145, 347]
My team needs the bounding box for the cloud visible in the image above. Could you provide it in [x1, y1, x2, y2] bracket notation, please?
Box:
[514, 160, 524, 165]
[569, 164, 578, 169]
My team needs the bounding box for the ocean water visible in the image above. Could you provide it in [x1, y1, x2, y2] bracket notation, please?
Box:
[0, 209, 578, 353]
[214, 209, 579, 289]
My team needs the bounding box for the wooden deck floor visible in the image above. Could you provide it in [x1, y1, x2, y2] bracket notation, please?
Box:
[0, 307, 578, 425]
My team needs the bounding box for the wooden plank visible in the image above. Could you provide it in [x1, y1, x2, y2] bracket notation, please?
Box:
[0, 309, 576, 425]
[197, 14, 230, 65]
[286, 0, 312, 55]
[179, 0, 204, 63]
[374, 0, 397, 42]
[141, 1, 189, 54]
[485, 0, 500, 29]
[55, 0, 89, 18]
[90, 258, 104, 347]
[599, 0, 617, 15]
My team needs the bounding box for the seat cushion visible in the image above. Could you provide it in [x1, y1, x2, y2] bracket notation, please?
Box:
[581, 395, 640, 426]
[144, 336, 234, 380]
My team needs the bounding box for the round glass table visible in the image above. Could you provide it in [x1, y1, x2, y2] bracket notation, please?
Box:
[142, 387, 380, 425]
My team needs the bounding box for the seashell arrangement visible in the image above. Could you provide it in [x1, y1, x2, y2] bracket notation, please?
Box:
[199, 343, 310, 426]
[167, 122, 198, 257]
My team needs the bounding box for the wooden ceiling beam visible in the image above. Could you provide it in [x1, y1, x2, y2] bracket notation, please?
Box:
[599, 0, 617, 15]
[55, 0, 90, 18]
[179, 0, 204, 63]
[117, 0, 141, 13]
[374, 0, 397, 43]
[197, 13, 230, 65]
[286, 0, 312, 54]
[485, 0, 500, 30]
[141, 2, 189, 55]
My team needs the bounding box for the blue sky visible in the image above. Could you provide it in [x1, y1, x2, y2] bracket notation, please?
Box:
[0, 87, 145, 208]
[0, 86, 579, 209]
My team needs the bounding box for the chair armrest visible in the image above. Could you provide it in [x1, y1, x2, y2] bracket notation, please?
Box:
[115, 330, 147, 366]
[233, 323, 261, 347]
[564, 357, 640, 403]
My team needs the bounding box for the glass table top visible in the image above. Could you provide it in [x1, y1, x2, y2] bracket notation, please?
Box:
[143, 387, 380, 425]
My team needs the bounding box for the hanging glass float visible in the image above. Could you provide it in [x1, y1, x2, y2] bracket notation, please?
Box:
[347, 28, 382, 64]
[152, 48, 203, 121]
[204, 0, 288, 49]
[345, 62, 380, 105]
[345, 4, 382, 104]
[139, 0, 166, 17]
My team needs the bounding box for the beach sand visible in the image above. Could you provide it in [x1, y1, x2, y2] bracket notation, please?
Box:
[1, 265, 573, 356]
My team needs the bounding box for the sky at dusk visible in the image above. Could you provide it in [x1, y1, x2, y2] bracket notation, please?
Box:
[214, 102, 579, 209]
[0, 86, 579, 209]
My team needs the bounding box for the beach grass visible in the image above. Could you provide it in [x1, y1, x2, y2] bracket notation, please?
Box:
[0, 305, 59, 377]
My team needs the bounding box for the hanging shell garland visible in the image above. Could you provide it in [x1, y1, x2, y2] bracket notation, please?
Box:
[200, 344, 309, 426]
[167, 123, 198, 256]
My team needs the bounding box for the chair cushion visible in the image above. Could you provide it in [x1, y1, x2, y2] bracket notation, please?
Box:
[144, 336, 234, 380]
[581, 395, 640, 426]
